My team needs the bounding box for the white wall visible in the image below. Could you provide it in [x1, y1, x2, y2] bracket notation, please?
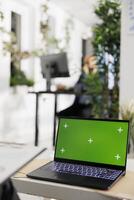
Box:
[0, 0, 90, 92]
[0, 2, 11, 92]
[120, 0, 134, 106]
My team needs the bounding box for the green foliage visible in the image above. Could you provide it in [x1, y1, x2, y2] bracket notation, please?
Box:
[10, 67, 34, 87]
[40, 3, 73, 53]
[92, 0, 121, 118]
[40, 3, 62, 53]
[0, 11, 4, 21]
[83, 72, 103, 117]
[84, 73, 103, 95]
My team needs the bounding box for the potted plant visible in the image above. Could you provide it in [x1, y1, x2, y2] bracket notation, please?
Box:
[92, 0, 121, 118]
[120, 101, 134, 153]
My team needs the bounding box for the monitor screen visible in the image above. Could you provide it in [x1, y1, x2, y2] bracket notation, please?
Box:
[55, 118, 129, 167]
[41, 52, 69, 78]
[40, 52, 69, 91]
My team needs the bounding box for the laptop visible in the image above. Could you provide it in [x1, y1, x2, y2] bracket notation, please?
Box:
[27, 117, 129, 190]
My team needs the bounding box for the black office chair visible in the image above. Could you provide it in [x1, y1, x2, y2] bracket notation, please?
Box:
[57, 73, 93, 118]
[57, 95, 93, 118]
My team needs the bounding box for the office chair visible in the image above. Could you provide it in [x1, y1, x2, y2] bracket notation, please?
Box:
[57, 72, 93, 118]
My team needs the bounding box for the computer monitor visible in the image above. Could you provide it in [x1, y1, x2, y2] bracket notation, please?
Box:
[40, 52, 69, 91]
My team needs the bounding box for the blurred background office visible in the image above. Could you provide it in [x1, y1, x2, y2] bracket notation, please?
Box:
[1, 0, 134, 199]
[0, 0, 134, 152]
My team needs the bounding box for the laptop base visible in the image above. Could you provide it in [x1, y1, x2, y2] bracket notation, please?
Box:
[27, 161, 124, 190]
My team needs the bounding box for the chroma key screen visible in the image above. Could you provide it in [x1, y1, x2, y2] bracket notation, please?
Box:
[55, 118, 129, 166]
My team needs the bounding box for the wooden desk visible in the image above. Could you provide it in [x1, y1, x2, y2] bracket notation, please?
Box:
[29, 90, 76, 146]
[12, 159, 134, 200]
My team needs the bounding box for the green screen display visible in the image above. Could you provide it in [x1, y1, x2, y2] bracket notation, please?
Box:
[55, 118, 129, 166]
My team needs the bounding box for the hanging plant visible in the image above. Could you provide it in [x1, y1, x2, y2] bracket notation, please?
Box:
[0, 10, 42, 87]
[2, 31, 37, 87]
[40, 1, 74, 54]
[40, 2, 61, 53]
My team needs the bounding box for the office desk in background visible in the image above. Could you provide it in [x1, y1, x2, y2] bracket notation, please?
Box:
[13, 158, 134, 200]
[29, 90, 76, 146]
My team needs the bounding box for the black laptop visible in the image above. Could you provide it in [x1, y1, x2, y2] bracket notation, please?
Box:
[27, 117, 129, 190]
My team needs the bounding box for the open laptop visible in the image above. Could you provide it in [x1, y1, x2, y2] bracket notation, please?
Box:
[27, 117, 129, 190]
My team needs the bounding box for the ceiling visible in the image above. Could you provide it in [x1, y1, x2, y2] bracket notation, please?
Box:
[18, 0, 98, 26]
[51, 0, 98, 26]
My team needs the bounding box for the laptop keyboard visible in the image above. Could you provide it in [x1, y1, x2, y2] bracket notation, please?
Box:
[51, 162, 122, 180]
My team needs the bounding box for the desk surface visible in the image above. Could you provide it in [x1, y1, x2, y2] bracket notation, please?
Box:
[0, 146, 46, 184]
[29, 89, 74, 93]
[12, 159, 134, 200]
[28, 89, 86, 96]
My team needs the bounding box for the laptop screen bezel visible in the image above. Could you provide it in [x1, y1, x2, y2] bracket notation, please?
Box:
[54, 117, 129, 171]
